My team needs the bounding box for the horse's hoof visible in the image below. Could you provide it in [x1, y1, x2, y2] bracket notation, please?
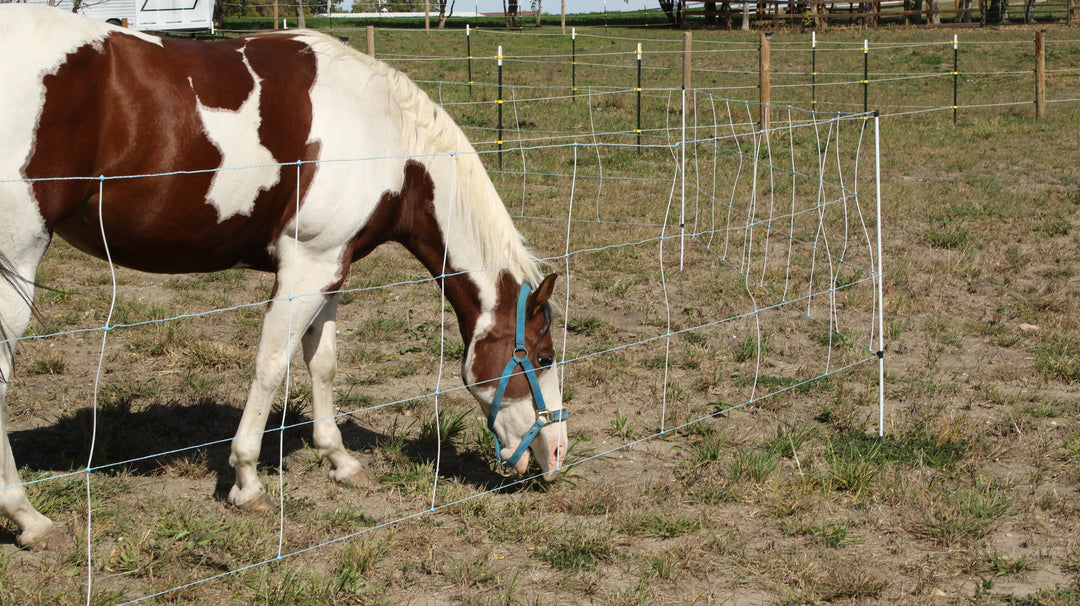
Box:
[18, 523, 71, 552]
[332, 467, 373, 489]
[232, 490, 277, 512]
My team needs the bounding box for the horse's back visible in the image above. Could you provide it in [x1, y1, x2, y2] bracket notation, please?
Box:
[1, 5, 395, 273]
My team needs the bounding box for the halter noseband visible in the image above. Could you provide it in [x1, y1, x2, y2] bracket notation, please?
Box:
[486, 282, 568, 470]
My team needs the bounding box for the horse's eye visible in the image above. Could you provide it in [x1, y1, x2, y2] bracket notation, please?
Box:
[537, 355, 554, 368]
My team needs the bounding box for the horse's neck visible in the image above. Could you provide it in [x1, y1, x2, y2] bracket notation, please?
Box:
[390, 160, 505, 346]
[403, 238, 503, 348]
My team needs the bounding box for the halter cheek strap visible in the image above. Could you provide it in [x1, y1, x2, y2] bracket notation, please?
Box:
[486, 283, 569, 470]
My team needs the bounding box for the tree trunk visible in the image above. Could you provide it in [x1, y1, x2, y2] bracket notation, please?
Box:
[296, 0, 306, 28]
[659, 0, 678, 24]
[988, 0, 1009, 21]
[438, 0, 455, 27]
[505, 0, 518, 26]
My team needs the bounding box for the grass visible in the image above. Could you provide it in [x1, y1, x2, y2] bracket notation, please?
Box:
[912, 480, 1013, 546]
[1034, 335, 1080, 382]
[416, 405, 469, 452]
[781, 519, 850, 548]
[534, 525, 616, 572]
[616, 511, 701, 538]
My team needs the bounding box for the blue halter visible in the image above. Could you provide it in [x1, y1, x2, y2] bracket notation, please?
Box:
[486, 282, 568, 470]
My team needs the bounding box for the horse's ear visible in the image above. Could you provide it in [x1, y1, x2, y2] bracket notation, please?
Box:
[527, 273, 558, 318]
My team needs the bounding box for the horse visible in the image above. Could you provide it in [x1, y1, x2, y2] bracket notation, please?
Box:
[0, 5, 567, 549]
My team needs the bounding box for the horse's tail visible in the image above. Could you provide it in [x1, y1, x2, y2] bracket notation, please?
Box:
[0, 250, 39, 383]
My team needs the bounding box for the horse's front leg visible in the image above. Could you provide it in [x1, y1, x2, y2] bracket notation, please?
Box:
[228, 282, 331, 510]
[301, 295, 370, 488]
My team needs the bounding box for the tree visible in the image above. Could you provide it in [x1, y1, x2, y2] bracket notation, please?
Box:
[659, 0, 677, 23]
[504, 0, 519, 26]
[436, 0, 456, 26]
[928, 0, 940, 24]
[659, 0, 691, 26]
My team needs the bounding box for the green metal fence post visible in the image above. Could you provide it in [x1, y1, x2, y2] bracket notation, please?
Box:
[498, 45, 504, 167]
[952, 34, 959, 124]
[812, 31, 817, 113]
[863, 39, 869, 114]
[572, 28, 578, 101]
[636, 42, 642, 150]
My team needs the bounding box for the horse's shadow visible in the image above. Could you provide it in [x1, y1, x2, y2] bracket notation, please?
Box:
[8, 396, 516, 502]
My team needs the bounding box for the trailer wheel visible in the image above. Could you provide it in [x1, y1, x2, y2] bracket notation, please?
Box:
[106, 18, 123, 26]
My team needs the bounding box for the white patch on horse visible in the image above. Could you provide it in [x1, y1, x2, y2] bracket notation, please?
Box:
[192, 47, 280, 223]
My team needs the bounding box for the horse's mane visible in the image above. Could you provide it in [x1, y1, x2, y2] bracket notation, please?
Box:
[299, 32, 542, 288]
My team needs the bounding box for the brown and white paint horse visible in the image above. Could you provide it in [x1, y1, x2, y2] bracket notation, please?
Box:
[0, 5, 567, 548]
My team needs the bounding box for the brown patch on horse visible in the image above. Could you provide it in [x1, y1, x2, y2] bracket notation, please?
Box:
[469, 273, 557, 399]
[25, 32, 319, 274]
[342, 160, 437, 263]
[336, 160, 486, 342]
[175, 37, 255, 111]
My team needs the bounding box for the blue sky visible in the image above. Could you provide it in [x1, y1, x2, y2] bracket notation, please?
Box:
[463, 0, 648, 13]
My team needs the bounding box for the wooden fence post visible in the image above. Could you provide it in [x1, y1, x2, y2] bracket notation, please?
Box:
[273, 0, 279, 30]
[366, 25, 375, 57]
[760, 32, 772, 131]
[1035, 30, 1046, 120]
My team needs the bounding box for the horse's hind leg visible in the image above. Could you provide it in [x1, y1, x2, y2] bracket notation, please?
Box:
[0, 244, 57, 547]
[301, 296, 369, 488]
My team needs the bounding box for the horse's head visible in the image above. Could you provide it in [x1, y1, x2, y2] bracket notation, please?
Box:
[464, 273, 567, 482]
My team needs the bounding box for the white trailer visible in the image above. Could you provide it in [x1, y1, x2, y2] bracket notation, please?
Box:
[22, 0, 213, 31]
